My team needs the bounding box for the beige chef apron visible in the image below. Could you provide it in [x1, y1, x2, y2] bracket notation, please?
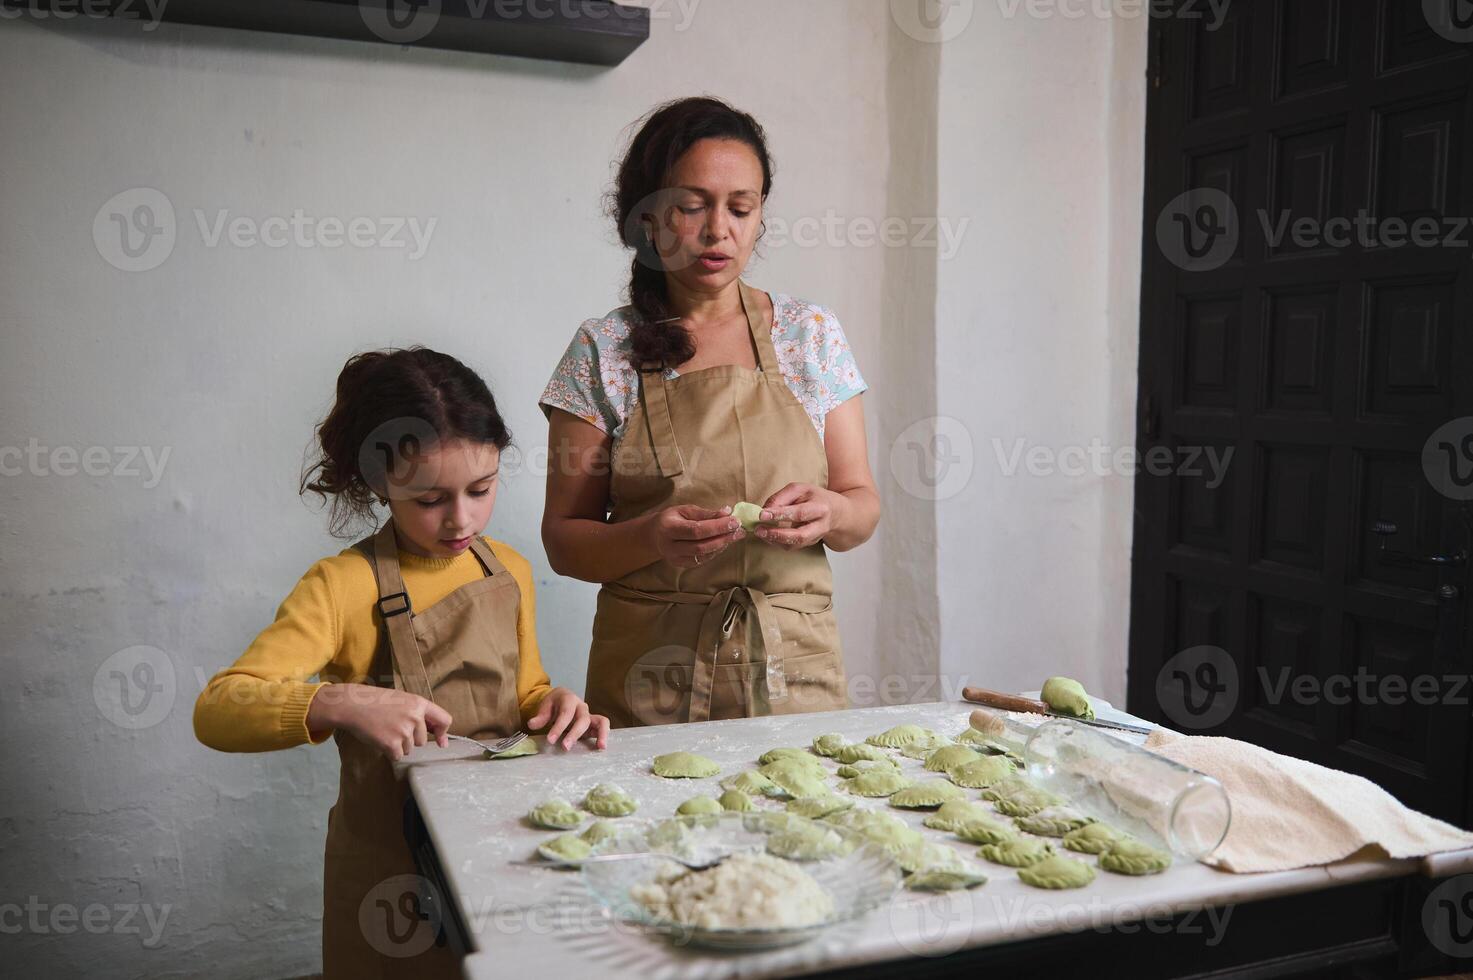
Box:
[585, 279, 849, 728]
[321, 521, 522, 979]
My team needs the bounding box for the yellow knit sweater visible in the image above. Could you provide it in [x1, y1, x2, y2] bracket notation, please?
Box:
[194, 537, 553, 752]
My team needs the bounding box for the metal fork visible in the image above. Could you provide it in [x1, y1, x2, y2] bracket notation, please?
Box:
[512, 851, 733, 871]
[445, 731, 528, 755]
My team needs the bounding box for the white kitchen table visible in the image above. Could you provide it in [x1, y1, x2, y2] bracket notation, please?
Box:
[390, 699, 1473, 979]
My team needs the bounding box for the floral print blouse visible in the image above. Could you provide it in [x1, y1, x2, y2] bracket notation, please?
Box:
[539, 290, 868, 442]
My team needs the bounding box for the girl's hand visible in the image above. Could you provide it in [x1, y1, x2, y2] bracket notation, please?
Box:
[306, 683, 452, 761]
[754, 483, 846, 551]
[647, 503, 745, 569]
[527, 687, 610, 751]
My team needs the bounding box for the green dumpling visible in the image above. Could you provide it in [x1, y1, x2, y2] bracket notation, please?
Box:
[721, 769, 777, 795]
[993, 787, 1064, 817]
[845, 769, 913, 798]
[978, 837, 1054, 867]
[924, 744, 983, 773]
[900, 735, 955, 760]
[1061, 822, 1129, 855]
[526, 798, 582, 830]
[834, 742, 892, 764]
[947, 755, 1016, 789]
[759, 754, 827, 779]
[1014, 805, 1094, 837]
[486, 735, 539, 759]
[1018, 854, 1097, 890]
[786, 795, 854, 819]
[758, 747, 820, 767]
[537, 833, 593, 864]
[651, 751, 720, 778]
[766, 823, 849, 861]
[581, 820, 622, 846]
[718, 789, 755, 812]
[836, 758, 900, 778]
[1041, 676, 1095, 720]
[732, 500, 764, 531]
[954, 727, 994, 747]
[953, 814, 1018, 846]
[811, 732, 848, 757]
[906, 865, 988, 891]
[980, 775, 1035, 801]
[582, 782, 637, 817]
[762, 767, 828, 800]
[865, 724, 934, 748]
[895, 839, 967, 874]
[646, 818, 692, 851]
[922, 799, 993, 832]
[675, 795, 723, 817]
[1098, 838, 1172, 875]
[888, 779, 966, 809]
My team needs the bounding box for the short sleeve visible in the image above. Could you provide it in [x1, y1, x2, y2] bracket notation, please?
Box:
[774, 301, 869, 433]
[811, 304, 868, 410]
[539, 326, 618, 435]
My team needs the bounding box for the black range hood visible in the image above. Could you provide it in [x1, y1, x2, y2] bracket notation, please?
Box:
[10, 0, 650, 65]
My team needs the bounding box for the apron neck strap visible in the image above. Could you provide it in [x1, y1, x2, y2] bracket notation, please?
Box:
[737, 279, 780, 374]
[370, 520, 437, 702]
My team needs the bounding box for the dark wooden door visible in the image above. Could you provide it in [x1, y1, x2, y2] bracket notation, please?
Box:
[1127, 0, 1473, 825]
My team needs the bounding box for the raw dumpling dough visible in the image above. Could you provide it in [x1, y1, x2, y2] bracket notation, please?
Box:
[895, 839, 967, 874]
[487, 735, 539, 759]
[732, 501, 765, 531]
[834, 742, 891, 764]
[905, 865, 988, 891]
[993, 787, 1064, 817]
[980, 775, 1035, 802]
[527, 798, 582, 830]
[1061, 822, 1129, 855]
[888, 779, 966, 809]
[787, 796, 854, 819]
[865, 724, 934, 748]
[759, 754, 828, 779]
[758, 747, 821, 767]
[1014, 805, 1094, 837]
[718, 789, 755, 812]
[954, 727, 993, 747]
[537, 833, 593, 864]
[811, 733, 848, 757]
[1098, 838, 1172, 875]
[721, 769, 778, 795]
[652, 751, 720, 778]
[582, 783, 637, 817]
[947, 756, 1017, 789]
[844, 769, 913, 798]
[826, 809, 923, 856]
[952, 814, 1018, 846]
[1017, 854, 1097, 890]
[922, 799, 993, 832]
[676, 796, 723, 817]
[761, 766, 828, 799]
[581, 820, 623, 846]
[1041, 676, 1095, 721]
[924, 744, 983, 773]
[836, 758, 900, 778]
[899, 735, 953, 760]
[766, 823, 849, 861]
[978, 837, 1054, 867]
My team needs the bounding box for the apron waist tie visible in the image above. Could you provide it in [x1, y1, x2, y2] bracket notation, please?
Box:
[602, 582, 832, 722]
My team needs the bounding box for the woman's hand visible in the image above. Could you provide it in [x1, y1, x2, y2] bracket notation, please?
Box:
[306, 683, 452, 761]
[647, 503, 745, 569]
[753, 483, 848, 551]
[527, 687, 610, 750]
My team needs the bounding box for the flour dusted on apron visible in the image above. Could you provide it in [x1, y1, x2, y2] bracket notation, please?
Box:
[322, 522, 522, 979]
[585, 279, 849, 728]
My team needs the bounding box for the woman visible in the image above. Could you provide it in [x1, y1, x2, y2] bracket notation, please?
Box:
[540, 96, 880, 728]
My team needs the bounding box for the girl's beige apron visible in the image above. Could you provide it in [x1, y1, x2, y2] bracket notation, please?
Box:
[585, 279, 849, 728]
[322, 522, 521, 979]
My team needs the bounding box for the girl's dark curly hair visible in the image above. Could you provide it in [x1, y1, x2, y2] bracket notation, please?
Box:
[301, 347, 511, 537]
[608, 96, 775, 367]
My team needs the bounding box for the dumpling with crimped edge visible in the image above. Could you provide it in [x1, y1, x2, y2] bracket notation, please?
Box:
[486, 735, 539, 759]
[766, 822, 851, 861]
[718, 788, 755, 812]
[826, 809, 923, 855]
[834, 742, 892, 764]
[536, 833, 592, 865]
[675, 795, 723, 817]
[758, 747, 825, 770]
[953, 813, 1018, 845]
[1061, 822, 1130, 855]
[947, 755, 1016, 789]
[721, 769, 777, 795]
[955, 727, 994, 747]
[759, 756, 828, 785]
[899, 734, 954, 760]
[786, 795, 854, 819]
[977, 836, 1054, 867]
[980, 775, 1035, 802]
[651, 751, 720, 778]
[582, 783, 637, 817]
[836, 758, 900, 778]
[1017, 853, 1097, 890]
[526, 798, 582, 830]
[865, 724, 935, 748]
[888, 779, 966, 809]
[922, 799, 993, 832]
[581, 820, 623, 847]
[811, 732, 848, 757]
[1014, 805, 1094, 837]
[924, 744, 983, 773]
[1098, 838, 1172, 876]
[905, 865, 989, 891]
[762, 767, 828, 800]
[894, 839, 968, 874]
[844, 769, 913, 798]
[993, 787, 1064, 817]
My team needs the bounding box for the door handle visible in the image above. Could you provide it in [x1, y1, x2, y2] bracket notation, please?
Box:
[1370, 521, 1469, 568]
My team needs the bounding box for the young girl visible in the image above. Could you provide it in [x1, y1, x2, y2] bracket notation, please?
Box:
[194, 347, 609, 978]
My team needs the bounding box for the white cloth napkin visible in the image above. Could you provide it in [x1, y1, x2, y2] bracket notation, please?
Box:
[1144, 728, 1473, 873]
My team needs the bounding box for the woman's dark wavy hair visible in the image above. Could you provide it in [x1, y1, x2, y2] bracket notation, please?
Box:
[301, 347, 511, 537]
[608, 96, 775, 367]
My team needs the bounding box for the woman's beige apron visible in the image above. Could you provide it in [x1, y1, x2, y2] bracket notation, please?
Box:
[321, 522, 521, 979]
[585, 279, 849, 728]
